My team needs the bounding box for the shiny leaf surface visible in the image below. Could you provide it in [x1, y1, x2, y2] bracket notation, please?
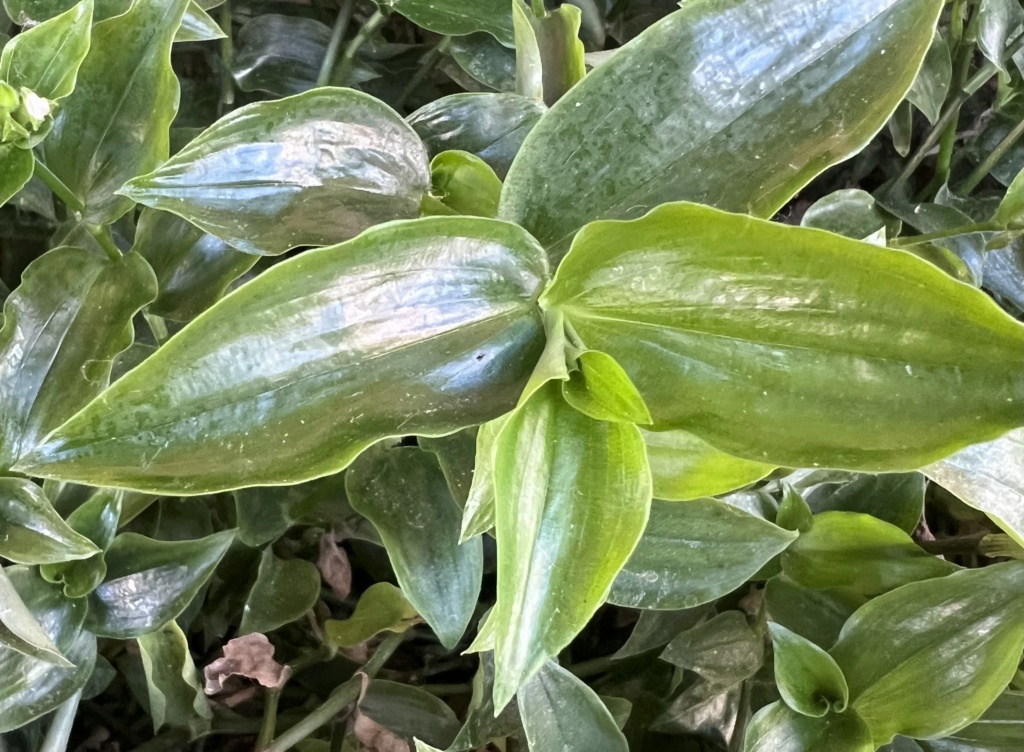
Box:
[385, 0, 514, 45]
[804, 473, 925, 534]
[543, 202, 1024, 470]
[768, 623, 849, 717]
[0, 478, 99, 565]
[513, 0, 585, 107]
[921, 690, 1024, 752]
[427, 150, 501, 218]
[239, 548, 321, 636]
[16, 217, 548, 494]
[562, 350, 652, 425]
[0, 0, 92, 101]
[230, 14, 329, 96]
[39, 488, 121, 598]
[0, 144, 33, 206]
[175, 1, 223, 43]
[357, 679, 461, 750]
[765, 576, 864, 650]
[744, 701, 873, 752]
[137, 620, 212, 732]
[325, 582, 420, 648]
[0, 565, 69, 667]
[642, 429, 774, 501]
[459, 414, 507, 541]
[661, 611, 764, 686]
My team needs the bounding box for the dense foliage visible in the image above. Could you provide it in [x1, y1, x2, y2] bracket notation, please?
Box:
[1, 0, 1023, 750]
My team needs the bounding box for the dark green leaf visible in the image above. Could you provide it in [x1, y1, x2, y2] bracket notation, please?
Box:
[768, 622, 849, 717]
[744, 701, 873, 752]
[513, 0, 586, 107]
[613, 607, 710, 659]
[39, 488, 121, 598]
[609, 498, 796, 610]
[542, 202, 1024, 470]
[0, 0, 92, 101]
[0, 565, 70, 667]
[16, 217, 548, 494]
[175, 1, 224, 43]
[661, 611, 764, 686]
[641, 429, 774, 501]
[449, 33, 516, 92]
[562, 350, 651, 424]
[121, 87, 430, 255]
[447, 650, 521, 751]
[325, 583, 420, 649]
[347, 444, 482, 649]
[385, 0, 514, 46]
[765, 576, 865, 650]
[419, 429, 476, 507]
[427, 150, 502, 218]
[230, 14, 329, 96]
[357, 679, 461, 750]
[3, 0, 127, 23]
[0, 143, 33, 206]
[239, 548, 321, 636]
[805, 473, 924, 534]
[0, 478, 99, 565]
[137, 620, 212, 733]
[800, 189, 898, 241]
[978, 0, 1024, 72]
[906, 31, 951, 124]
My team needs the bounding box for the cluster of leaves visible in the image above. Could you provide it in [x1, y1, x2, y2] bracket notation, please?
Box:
[1, 0, 1024, 750]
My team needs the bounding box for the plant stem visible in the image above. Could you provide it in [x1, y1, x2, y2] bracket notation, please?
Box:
[87, 224, 123, 261]
[330, 10, 389, 87]
[566, 654, 616, 680]
[317, 0, 355, 87]
[39, 690, 82, 752]
[33, 158, 84, 214]
[419, 682, 472, 696]
[394, 38, 451, 112]
[890, 221, 1002, 246]
[960, 115, 1024, 193]
[918, 533, 989, 556]
[218, 0, 235, 115]
[255, 688, 282, 751]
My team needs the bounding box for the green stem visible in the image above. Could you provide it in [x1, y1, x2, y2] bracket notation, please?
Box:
[86, 224, 123, 261]
[39, 690, 82, 752]
[917, 532, 988, 556]
[419, 682, 473, 697]
[890, 221, 1002, 247]
[394, 38, 451, 112]
[330, 10, 389, 87]
[218, 0, 235, 115]
[255, 687, 282, 752]
[33, 159, 84, 214]
[317, 0, 355, 87]
[566, 654, 616, 680]
[960, 115, 1024, 193]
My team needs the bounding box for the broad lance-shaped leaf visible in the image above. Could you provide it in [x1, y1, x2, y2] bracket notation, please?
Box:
[0, 0, 92, 101]
[385, 0, 514, 46]
[642, 429, 774, 501]
[927, 689, 1024, 750]
[347, 444, 482, 649]
[0, 565, 70, 667]
[0, 478, 100, 565]
[491, 381, 651, 709]
[230, 14, 331, 96]
[744, 702, 873, 752]
[239, 548, 321, 636]
[768, 623, 849, 718]
[0, 247, 156, 470]
[829, 562, 1024, 745]
[41, 0, 189, 224]
[500, 0, 942, 258]
[609, 498, 796, 610]
[120, 87, 431, 256]
[542, 202, 1024, 471]
[15, 217, 548, 494]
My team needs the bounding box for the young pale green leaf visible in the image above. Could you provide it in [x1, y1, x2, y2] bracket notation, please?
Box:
[0, 144, 33, 206]
[41, 0, 189, 224]
[518, 661, 628, 752]
[15, 217, 548, 494]
[0, 478, 100, 565]
[491, 381, 651, 709]
[0, 565, 70, 667]
[325, 583, 421, 649]
[427, 150, 502, 218]
[765, 577, 865, 651]
[137, 620, 212, 733]
[608, 498, 796, 610]
[769, 623, 849, 718]
[408, 92, 545, 179]
[562, 350, 652, 425]
[175, 1, 224, 43]
[121, 87, 430, 256]
[661, 612, 764, 686]
[459, 414, 507, 541]
[40, 488, 121, 598]
[995, 169, 1024, 232]
[925, 429, 1024, 546]
[744, 701, 874, 752]
[0, 0, 92, 101]
[805, 473, 925, 534]
[0, 567, 96, 733]
[543, 202, 1024, 471]
[500, 0, 942, 258]
[513, 0, 586, 107]
[230, 14, 330, 96]
[641, 429, 774, 501]
[86, 530, 235, 639]
[347, 444, 482, 649]
[830, 562, 1024, 744]
[977, 0, 1024, 72]
[782, 512, 958, 595]
[385, 0, 514, 45]
[238, 548, 321, 636]
[776, 485, 814, 533]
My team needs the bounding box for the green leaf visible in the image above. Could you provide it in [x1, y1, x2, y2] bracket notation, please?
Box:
[608, 498, 796, 610]
[449, 32, 516, 93]
[0, 143, 33, 206]
[775, 485, 814, 534]
[347, 444, 482, 649]
[978, 0, 1024, 72]
[39, 488, 121, 598]
[357, 679, 461, 750]
[325, 583, 420, 649]
[0, 0, 92, 101]
[661, 611, 764, 686]
[562, 350, 652, 424]
[137, 620, 212, 733]
[995, 168, 1024, 231]
[41, 0, 190, 224]
[239, 548, 321, 636]
[542, 202, 1024, 471]
[518, 661, 628, 752]
[120, 87, 430, 256]
[175, 1, 224, 43]
[384, 0, 514, 46]
[447, 650, 520, 751]
[804, 473, 925, 534]
[925, 690, 1024, 751]
[3, 0, 128, 23]
[0, 247, 155, 471]
[906, 31, 951, 125]
[419, 429, 476, 507]
[800, 189, 898, 242]
[408, 92, 545, 179]
[86, 530, 235, 639]
[0, 478, 100, 565]
[925, 429, 1024, 547]
[0, 565, 70, 667]
[427, 150, 502, 218]
[0, 566, 96, 733]
[513, 0, 586, 107]
[765, 576, 865, 651]
[744, 701, 873, 752]
[15, 217, 548, 494]
[768, 622, 849, 717]
[230, 14, 330, 96]
[491, 381, 650, 709]
[500, 0, 943, 258]
[641, 429, 774, 501]
[830, 562, 1024, 744]
[459, 415, 507, 541]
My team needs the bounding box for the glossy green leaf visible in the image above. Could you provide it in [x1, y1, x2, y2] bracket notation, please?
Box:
[609, 498, 796, 610]
[427, 150, 501, 218]
[0, 565, 69, 667]
[563, 350, 651, 424]
[86, 530, 235, 639]
[921, 690, 1024, 752]
[0, 0, 92, 101]
[995, 169, 1024, 230]
[459, 415, 507, 541]
[357, 679, 461, 750]
[41, 0, 189, 224]
[229, 13, 329, 96]
[805, 473, 924, 534]
[641, 429, 774, 501]
[239, 548, 321, 636]
[16, 217, 548, 494]
[775, 485, 814, 534]
[613, 607, 710, 659]
[492, 381, 651, 709]
[0, 143, 33, 206]
[40, 488, 121, 598]
[175, 1, 224, 43]
[137, 620, 212, 733]
[769, 623, 849, 717]
[449, 32, 516, 92]
[801, 189, 898, 242]
[830, 562, 1024, 744]
[408, 92, 545, 179]
[906, 31, 951, 124]
[782, 512, 957, 595]
[325, 582, 420, 649]
[347, 444, 482, 649]
[3, 0, 127, 23]
[500, 0, 942, 258]
[419, 429, 476, 507]
[661, 611, 764, 686]
[513, 0, 586, 107]
[543, 202, 1024, 471]
[385, 0, 514, 45]
[0, 478, 99, 565]
[744, 701, 873, 752]
[925, 429, 1024, 546]
[0, 566, 96, 733]
[978, 0, 1024, 72]
[121, 87, 430, 256]
[518, 661, 628, 752]
[765, 576, 865, 650]
[447, 650, 520, 751]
